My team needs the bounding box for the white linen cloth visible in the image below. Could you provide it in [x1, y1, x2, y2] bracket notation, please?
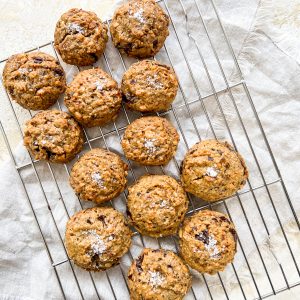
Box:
[0, 0, 300, 299]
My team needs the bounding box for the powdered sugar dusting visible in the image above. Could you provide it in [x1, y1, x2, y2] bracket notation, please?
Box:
[146, 75, 164, 89]
[159, 200, 168, 208]
[130, 8, 146, 23]
[148, 271, 164, 287]
[205, 166, 219, 178]
[91, 172, 105, 188]
[18, 68, 28, 74]
[84, 230, 106, 255]
[144, 139, 157, 153]
[67, 23, 85, 34]
[95, 79, 107, 91]
[197, 232, 220, 259]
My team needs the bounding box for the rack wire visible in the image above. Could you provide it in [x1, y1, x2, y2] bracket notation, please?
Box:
[0, 0, 300, 299]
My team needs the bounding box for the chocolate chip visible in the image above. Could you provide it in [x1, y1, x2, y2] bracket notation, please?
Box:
[195, 229, 209, 244]
[122, 93, 135, 104]
[135, 254, 144, 273]
[86, 218, 92, 224]
[33, 57, 43, 64]
[45, 149, 54, 159]
[217, 150, 223, 155]
[128, 273, 133, 280]
[130, 79, 137, 85]
[229, 228, 237, 242]
[126, 208, 132, 219]
[89, 53, 98, 62]
[208, 156, 214, 161]
[219, 216, 230, 223]
[153, 40, 158, 48]
[167, 264, 173, 269]
[97, 215, 106, 226]
[54, 68, 64, 76]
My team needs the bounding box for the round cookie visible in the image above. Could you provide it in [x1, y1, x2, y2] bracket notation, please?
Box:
[65, 207, 132, 271]
[54, 8, 108, 66]
[121, 60, 178, 112]
[2, 52, 66, 110]
[24, 110, 84, 163]
[110, 0, 169, 58]
[121, 116, 179, 166]
[127, 175, 188, 237]
[128, 248, 192, 300]
[64, 68, 122, 127]
[70, 148, 128, 204]
[179, 210, 237, 275]
[181, 140, 248, 202]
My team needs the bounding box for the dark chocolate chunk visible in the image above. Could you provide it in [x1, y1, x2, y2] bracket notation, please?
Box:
[195, 229, 209, 244]
[97, 215, 106, 226]
[135, 254, 144, 273]
[33, 57, 43, 64]
[229, 228, 237, 242]
[86, 218, 92, 224]
[54, 68, 64, 76]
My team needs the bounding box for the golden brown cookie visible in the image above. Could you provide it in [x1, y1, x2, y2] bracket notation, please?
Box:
[128, 248, 191, 300]
[121, 60, 178, 112]
[65, 207, 132, 271]
[24, 110, 84, 163]
[181, 140, 248, 202]
[54, 8, 108, 66]
[110, 0, 169, 58]
[127, 175, 188, 237]
[121, 116, 179, 166]
[70, 148, 128, 204]
[64, 68, 122, 127]
[3, 52, 66, 110]
[179, 210, 237, 275]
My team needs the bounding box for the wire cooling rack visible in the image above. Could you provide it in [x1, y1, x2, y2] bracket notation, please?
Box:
[1, 0, 300, 299]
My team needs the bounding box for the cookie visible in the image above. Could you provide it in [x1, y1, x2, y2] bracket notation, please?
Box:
[65, 207, 132, 271]
[128, 248, 191, 300]
[3, 52, 66, 110]
[24, 110, 84, 163]
[179, 210, 237, 275]
[110, 0, 169, 58]
[127, 175, 188, 237]
[64, 68, 122, 127]
[181, 140, 248, 202]
[54, 8, 108, 66]
[121, 116, 179, 166]
[121, 60, 178, 112]
[70, 148, 128, 204]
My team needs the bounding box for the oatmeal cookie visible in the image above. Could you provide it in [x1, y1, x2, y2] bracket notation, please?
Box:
[70, 148, 128, 204]
[3, 52, 66, 110]
[110, 0, 169, 58]
[128, 248, 192, 300]
[181, 140, 248, 202]
[121, 60, 178, 112]
[127, 175, 188, 237]
[65, 207, 132, 271]
[179, 210, 237, 274]
[65, 68, 122, 127]
[121, 116, 179, 166]
[54, 8, 108, 66]
[23, 110, 84, 163]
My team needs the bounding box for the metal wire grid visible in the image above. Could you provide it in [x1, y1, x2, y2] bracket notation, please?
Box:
[0, 0, 300, 299]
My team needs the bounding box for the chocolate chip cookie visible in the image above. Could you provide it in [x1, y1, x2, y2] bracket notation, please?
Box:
[127, 175, 188, 237]
[121, 60, 178, 112]
[128, 248, 191, 300]
[64, 68, 122, 127]
[181, 140, 248, 202]
[70, 148, 128, 204]
[54, 8, 108, 66]
[3, 52, 66, 110]
[65, 207, 132, 271]
[121, 116, 179, 166]
[23, 110, 84, 163]
[179, 210, 237, 275]
[110, 0, 169, 58]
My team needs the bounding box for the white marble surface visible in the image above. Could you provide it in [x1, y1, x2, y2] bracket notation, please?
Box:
[0, 0, 299, 299]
